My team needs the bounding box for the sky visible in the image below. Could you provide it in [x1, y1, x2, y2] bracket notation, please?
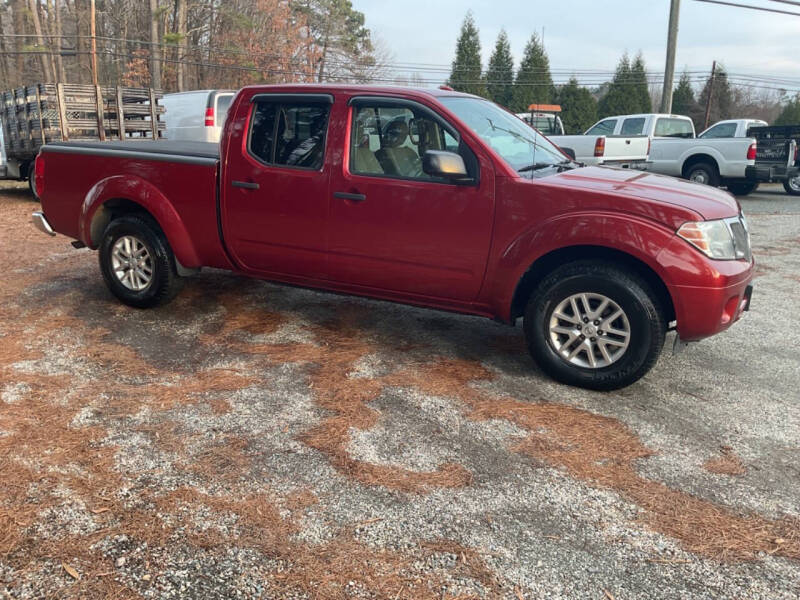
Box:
[350, 0, 800, 93]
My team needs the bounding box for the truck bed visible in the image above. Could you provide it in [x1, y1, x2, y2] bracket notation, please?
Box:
[45, 140, 219, 162]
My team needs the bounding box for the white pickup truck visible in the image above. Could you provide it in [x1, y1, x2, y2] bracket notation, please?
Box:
[548, 125, 649, 169]
[578, 114, 761, 194]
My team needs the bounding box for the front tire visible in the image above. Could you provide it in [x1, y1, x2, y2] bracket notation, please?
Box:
[685, 162, 720, 187]
[784, 176, 800, 196]
[99, 214, 182, 308]
[523, 261, 666, 390]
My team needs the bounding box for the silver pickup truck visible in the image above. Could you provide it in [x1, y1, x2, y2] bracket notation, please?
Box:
[595, 114, 762, 195]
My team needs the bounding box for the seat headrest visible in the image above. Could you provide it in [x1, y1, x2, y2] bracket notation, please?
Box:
[382, 119, 409, 148]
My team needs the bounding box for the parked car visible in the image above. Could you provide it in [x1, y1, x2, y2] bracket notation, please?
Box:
[516, 104, 565, 136]
[161, 89, 235, 143]
[31, 85, 754, 390]
[744, 125, 800, 196]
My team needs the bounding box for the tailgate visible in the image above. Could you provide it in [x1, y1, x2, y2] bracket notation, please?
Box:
[601, 135, 650, 163]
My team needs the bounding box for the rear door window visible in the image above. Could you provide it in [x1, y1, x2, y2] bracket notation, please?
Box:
[699, 123, 736, 138]
[248, 100, 330, 170]
[655, 118, 694, 138]
[586, 119, 617, 136]
[620, 117, 645, 135]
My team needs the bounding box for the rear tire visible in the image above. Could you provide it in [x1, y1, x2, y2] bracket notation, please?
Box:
[27, 165, 39, 200]
[783, 176, 800, 196]
[523, 261, 666, 390]
[685, 162, 720, 187]
[98, 214, 183, 308]
[727, 181, 758, 196]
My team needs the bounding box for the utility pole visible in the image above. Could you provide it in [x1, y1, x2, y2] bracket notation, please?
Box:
[703, 60, 716, 129]
[90, 0, 98, 87]
[660, 0, 681, 113]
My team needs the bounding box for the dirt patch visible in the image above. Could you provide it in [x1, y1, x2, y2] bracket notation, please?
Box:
[704, 446, 747, 476]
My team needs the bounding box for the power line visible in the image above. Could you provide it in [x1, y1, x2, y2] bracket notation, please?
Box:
[693, 0, 800, 16]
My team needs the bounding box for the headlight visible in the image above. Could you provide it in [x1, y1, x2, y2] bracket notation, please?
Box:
[677, 219, 737, 259]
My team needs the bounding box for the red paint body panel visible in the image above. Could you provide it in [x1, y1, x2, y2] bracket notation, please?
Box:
[37, 83, 754, 344]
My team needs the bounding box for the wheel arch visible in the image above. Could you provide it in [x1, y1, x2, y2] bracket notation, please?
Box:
[510, 245, 676, 325]
[81, 175, 201, 268]
[681, 153, 720, 179]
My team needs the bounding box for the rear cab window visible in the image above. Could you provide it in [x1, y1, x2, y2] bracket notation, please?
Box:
[586, 119, 617, 136]
[248, 97, 331, 170]
[654, 118, 694, 138]
[620, 117, 645, 135]
[214, 94, 234, 126]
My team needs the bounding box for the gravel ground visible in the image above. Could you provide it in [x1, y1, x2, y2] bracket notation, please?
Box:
[1, 181, 798, 599]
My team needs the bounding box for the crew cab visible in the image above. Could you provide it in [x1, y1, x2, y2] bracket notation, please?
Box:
[32, 85, 754, 390]
[595, 114, 759, 195]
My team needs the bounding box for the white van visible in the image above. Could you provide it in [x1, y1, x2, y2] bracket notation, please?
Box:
[161, 90, 236, 143]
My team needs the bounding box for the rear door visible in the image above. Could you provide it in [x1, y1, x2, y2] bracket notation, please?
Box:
[221, 93, 333, 279]
[327, 96, 494, 302]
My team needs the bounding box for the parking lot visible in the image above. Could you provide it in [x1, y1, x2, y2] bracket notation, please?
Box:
[0, 182, 798, 599]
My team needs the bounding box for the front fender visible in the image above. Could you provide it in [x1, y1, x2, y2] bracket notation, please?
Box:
[485, 211, 677, 320]
[79, 174, 201, 268]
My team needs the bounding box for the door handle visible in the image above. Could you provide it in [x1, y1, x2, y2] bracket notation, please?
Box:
[232, 180, 260, 190]
[333, 192, 366, 202]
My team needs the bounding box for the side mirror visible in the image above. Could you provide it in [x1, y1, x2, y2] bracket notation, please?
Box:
[422, 150, 471, 181]
[560, 146, 576, 160]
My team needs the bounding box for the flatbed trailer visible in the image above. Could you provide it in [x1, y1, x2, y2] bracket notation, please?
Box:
[0, 83, 164, 195]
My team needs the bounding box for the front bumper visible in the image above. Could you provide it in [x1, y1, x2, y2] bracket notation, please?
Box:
[32, 211, 56, 236]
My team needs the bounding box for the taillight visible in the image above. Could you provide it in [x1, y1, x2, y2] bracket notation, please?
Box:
[34, 155, 45, 197]
[205, 107, 215, 127]
[594, 137, 605, 157]
[746, 142, 756, 161]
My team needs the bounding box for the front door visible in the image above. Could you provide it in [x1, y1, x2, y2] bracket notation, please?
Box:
[328, 98, 494, 302]
[221, 94, 332, 279]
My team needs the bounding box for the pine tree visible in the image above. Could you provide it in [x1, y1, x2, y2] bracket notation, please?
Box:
[556, 77, 598, 134]
[512, 33, 553, 112]
[698, 65, 733, 127]
[448, 12, 486, 96]
[486, 29, 514, 108]
[671, 70, 696, 116]
[630, 52, 652, 113]
[598, 53, 638, 118]
[775, 94, 800, 125]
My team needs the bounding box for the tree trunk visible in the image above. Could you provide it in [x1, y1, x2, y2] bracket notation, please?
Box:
[0, 10, 10, 88]
[54, 0, 64, 81]
[176, 0, 187, 91]
[28, 0, 55, 82]
[149, 0, 161, 89]
[12, 0, 25, 80]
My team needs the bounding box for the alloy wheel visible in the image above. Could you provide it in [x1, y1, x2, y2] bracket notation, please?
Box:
[111, 235, 153, 291]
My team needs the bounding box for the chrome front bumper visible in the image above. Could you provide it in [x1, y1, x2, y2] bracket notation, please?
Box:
[32, 211, 56, 236]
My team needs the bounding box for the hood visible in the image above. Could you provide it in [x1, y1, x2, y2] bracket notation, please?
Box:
[544, 166, 740, 222]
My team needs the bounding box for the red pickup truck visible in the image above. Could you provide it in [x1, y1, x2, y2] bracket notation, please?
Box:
[31, 84, 754, 390]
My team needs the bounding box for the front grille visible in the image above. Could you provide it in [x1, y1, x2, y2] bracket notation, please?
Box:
[728, 216, 751, 261]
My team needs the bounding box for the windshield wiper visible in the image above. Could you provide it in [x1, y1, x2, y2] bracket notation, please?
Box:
[518, 160, 579, 173]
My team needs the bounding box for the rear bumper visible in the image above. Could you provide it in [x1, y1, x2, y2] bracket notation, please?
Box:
[32, 211, 56, 236]
[745, 164, 799, 182]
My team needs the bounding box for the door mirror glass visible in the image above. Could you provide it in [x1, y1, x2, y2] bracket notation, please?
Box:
[422, 150, 469, 180]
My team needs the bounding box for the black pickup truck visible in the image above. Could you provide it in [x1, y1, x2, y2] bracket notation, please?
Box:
[745, 125, 800, 196]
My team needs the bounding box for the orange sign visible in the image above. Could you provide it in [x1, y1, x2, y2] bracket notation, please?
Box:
[527, 104, 562, 113]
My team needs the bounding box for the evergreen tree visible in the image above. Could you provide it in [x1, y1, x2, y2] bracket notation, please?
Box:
[486, 29, 514, 108]
[775, 94, 800, 125]
[598, 53, 639, 118]
[671, 70, 696, 116]
[698, 65, 733, 127]
[630, 52, 652, 113]
[556, 77, 598, 134]
[448, 12, 486, 96]
[512, 33, 554, 112]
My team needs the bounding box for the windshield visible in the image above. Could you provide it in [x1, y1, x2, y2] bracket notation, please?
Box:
[440, 97, 571, 178]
